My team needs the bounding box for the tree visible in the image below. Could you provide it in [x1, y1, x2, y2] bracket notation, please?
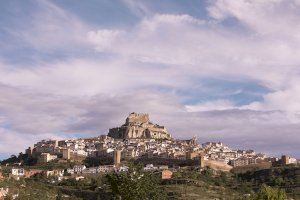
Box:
[56, 190, 62, 200]
[253, 184, 287, 200]
[106, 164, 167, 200]
[203, 168, 213, 178]
[271, 177, 285, 187]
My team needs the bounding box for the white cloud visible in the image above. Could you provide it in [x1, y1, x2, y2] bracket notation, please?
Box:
[144, 14, 205, 26]
[207, 0, 300, 39]
[87, 29, 122, 52]
[84, 12, 300, 93]
[185, 100, 236, 112]
[0, 58, 189, 96]
[14, 0, 90, 51]
[83, 8, 300, 115]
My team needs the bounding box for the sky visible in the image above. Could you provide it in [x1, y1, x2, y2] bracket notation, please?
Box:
[0, 0, 300, 159]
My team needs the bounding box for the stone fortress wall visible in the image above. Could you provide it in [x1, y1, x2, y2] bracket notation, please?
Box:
[108, 112, 171, 140]
[126, 113, 149, 125]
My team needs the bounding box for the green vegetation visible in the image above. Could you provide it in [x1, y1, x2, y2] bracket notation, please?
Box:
[236, 165, 300, 198]
[0, 153, 38, 166]
[0, 178, 58, 200]
[251, 184, 287, 200]
[106, 164, 167, 200]
[0, 163, 298, 199]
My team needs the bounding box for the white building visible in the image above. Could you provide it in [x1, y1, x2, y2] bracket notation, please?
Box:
[73, 165, 86, 174]
[82, 167, 97, 174]
[11, 168, 25, 176]
[97, 165, 114, 173]
[144, 164, 158, 171]
[67, 168, 74, 174]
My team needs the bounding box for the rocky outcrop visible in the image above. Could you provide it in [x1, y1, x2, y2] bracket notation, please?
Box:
[108, 112, 172, 140]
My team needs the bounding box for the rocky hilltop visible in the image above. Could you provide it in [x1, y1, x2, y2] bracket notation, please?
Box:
[108, 112, 172, 140]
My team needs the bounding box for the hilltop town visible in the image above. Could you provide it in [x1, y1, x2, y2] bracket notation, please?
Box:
[0, 113, 299, 199]
[7, 113, 299, 171]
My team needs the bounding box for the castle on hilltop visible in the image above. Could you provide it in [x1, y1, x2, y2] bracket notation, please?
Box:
[19, 112, 290, 173]
[108, 112, 172, 140]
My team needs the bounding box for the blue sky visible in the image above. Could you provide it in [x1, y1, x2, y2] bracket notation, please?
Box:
[1, 0, 300, 159]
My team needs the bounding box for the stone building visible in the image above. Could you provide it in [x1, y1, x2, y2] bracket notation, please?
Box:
[161, 170, 173, 179]
[230, 157, 249, 167]
[0, 171, 4, 180]
[108, 112, 172, 140]
[62, 148, 71, 160]
[114, 150, 122, 166]
[39, 153, 57, 163]
[186, 151, 199, 160]
[281, 155, 297, 165]
[11, 168, 25, 176]
[199, 155, 205, 168]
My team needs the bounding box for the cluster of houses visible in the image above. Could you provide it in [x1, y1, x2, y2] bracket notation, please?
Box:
[10, 168, 62, 180]
[21, 112, 299, 168]
[6, 163, 173, 182]
[66, 165, 127, 174]
[203, 142, 265, 167]
[25, 135, 202, 162]
[202, 142, 299, 167]
[22, 135, 299, 169]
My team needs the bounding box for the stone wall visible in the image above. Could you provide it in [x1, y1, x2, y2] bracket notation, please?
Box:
[108, 112, 172, 140]
[126, 113, 149, 124]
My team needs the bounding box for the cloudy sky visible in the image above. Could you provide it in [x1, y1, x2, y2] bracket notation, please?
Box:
[0, 0, 300, 159]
